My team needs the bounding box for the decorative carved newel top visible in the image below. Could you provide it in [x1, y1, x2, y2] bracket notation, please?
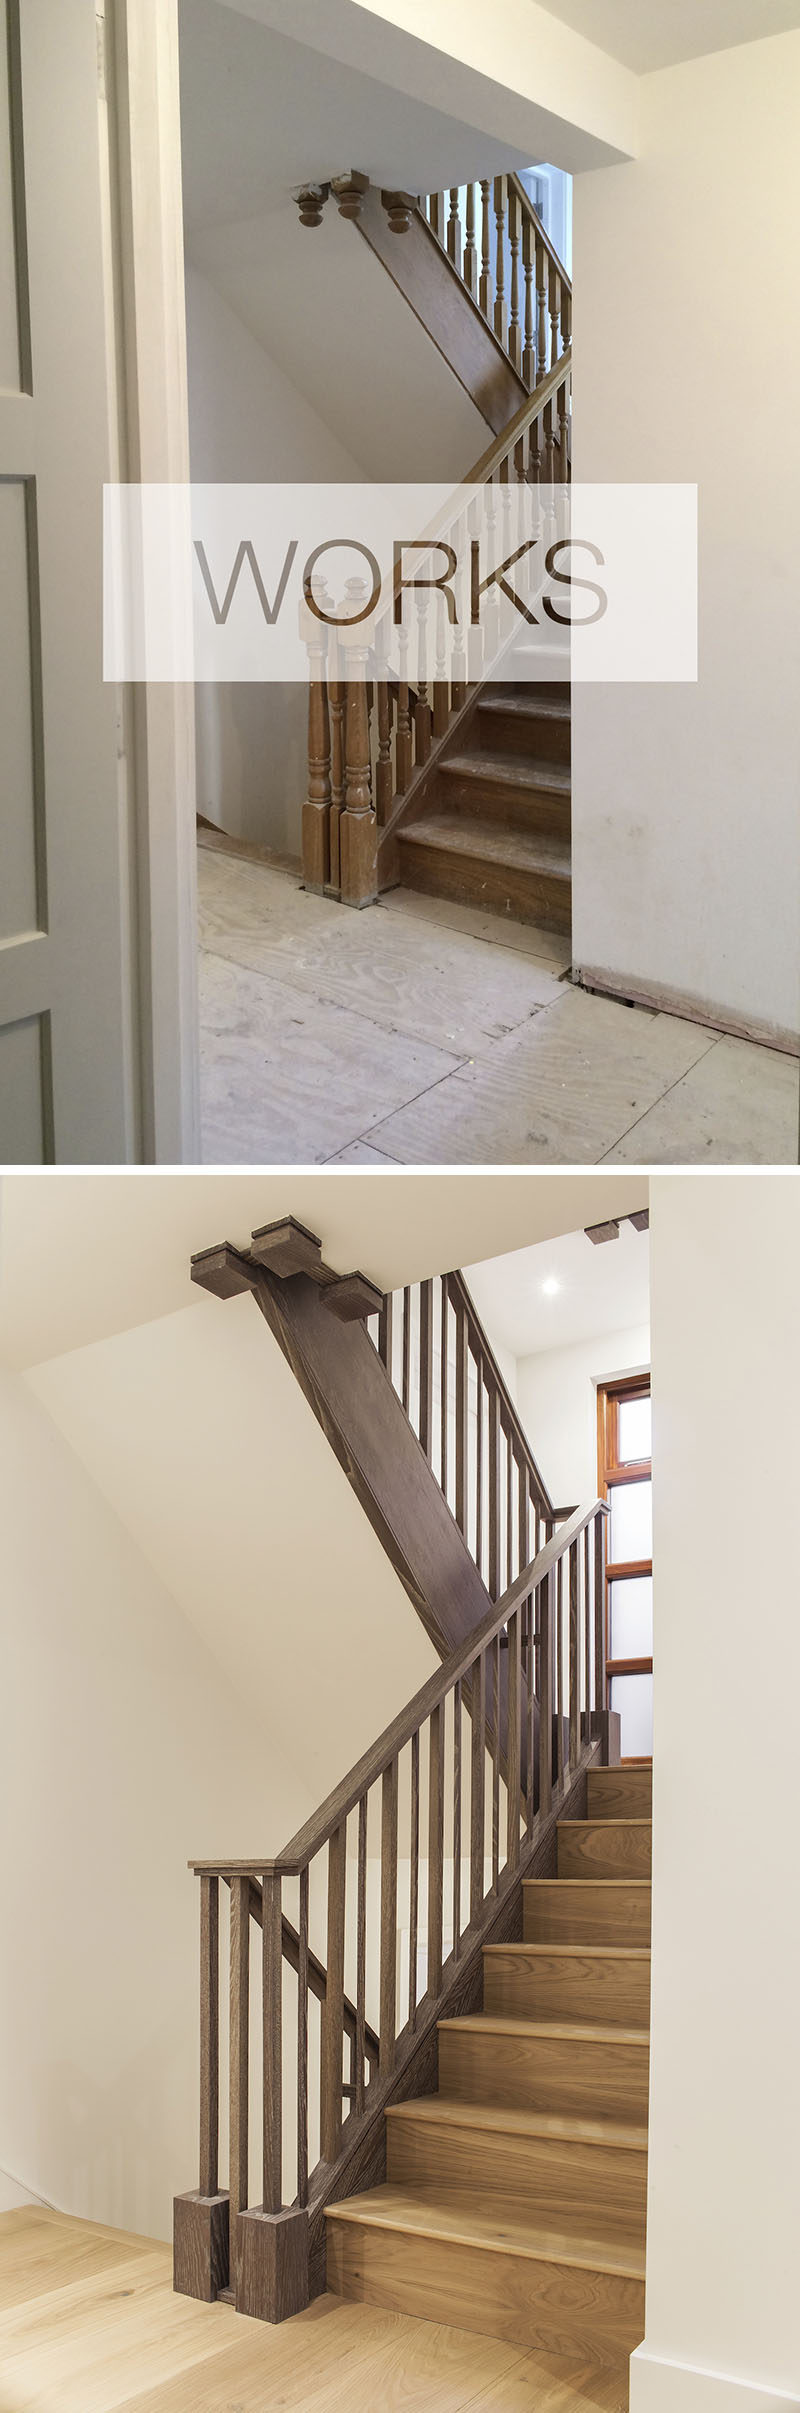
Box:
[292, 171, 414, 232]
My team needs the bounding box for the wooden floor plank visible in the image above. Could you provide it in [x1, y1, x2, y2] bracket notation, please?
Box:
[0, 2211, 629, 2413]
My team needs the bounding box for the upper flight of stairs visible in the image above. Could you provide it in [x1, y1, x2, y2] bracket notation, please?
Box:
[326, 1763, 652, 2369]
[396, 684, 572, 933]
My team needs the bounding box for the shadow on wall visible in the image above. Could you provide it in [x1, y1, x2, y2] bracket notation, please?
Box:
[195, 680, 306, 859]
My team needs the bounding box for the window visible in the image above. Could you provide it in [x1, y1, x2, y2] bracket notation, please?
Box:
[597, 1374, 652, 1761]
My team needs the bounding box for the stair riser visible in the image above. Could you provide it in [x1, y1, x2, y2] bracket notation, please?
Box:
[386, 2120, 647, 2245]
[476, 708, 571, 766]
[587, 1770, 652, 1822]
[439, 767, 571, 840]
[524, 1882, 651, 1947]
[483, 1950, 650, 2030]
[398, 835, 571, 932]
[558, 1825, 652, 1881]
[327, 2220, 645, 2366]
[438, 2029, 650, 2124]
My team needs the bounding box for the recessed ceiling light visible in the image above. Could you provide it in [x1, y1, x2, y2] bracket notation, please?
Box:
[542, 1276, 561, 1298]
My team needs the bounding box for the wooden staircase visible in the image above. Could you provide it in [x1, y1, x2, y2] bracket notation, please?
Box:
[326, 1765, 651, 2366]
[297, 171, 574, 932]
[395, 682, 572, 931]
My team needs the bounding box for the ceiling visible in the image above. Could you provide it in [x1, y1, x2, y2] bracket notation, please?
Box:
[466, 1215, 649, 1360]
[0, 1174, 647, 1372]
[534, 0, 800, 74]
[180, 0, 536, 235]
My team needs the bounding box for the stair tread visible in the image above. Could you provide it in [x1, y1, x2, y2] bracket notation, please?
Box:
[327, 2185, 646, 2280]
[523, 1879, 652, 1889]
[441, 750, 571, 793]
[438, 2012, 650, 2044]
[484, 1942, 650, 1958]
[566, 1819, 652, 1828]
[386, 2098, 648, 2151]
[397, 816, 571, 876]
[480, 692, 570, 722]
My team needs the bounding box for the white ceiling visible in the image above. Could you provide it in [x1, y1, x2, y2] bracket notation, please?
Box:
[534, 0, 800, 74]
[466, 1215, 649, 1361]
[180, 0, 536, 235]
[0, 1173, 647, 1372]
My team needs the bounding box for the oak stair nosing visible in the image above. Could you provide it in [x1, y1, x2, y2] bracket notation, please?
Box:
[437, 2012, 651, 2045]
[385, 2100, 649, 2153]
[326, 2186, 646, 2282]
[483, 1943, 651, 1959]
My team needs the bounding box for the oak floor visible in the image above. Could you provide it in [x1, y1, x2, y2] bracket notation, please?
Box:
[0, 2206, 630, 2413]
[196, 846, 799, 1166]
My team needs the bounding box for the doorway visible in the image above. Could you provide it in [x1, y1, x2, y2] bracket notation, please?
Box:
[597, 1374, 653, 1762]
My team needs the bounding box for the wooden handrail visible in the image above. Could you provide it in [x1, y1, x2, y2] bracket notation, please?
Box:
[178, 1485, 610, 2319]
[191, 1499, 606, 1882]
[462, 345, 572, 486]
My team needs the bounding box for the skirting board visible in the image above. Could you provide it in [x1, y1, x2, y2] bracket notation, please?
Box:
[573, 966, 800, 1060]
[630, 2348, 800, 2413]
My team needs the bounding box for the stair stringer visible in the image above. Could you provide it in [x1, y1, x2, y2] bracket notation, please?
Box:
[239, 1257, 494, 1661]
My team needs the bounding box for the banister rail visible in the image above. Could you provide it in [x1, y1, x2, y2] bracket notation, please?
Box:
[191, 1503, 602, 1883]
[177, 1493, 610, 2322]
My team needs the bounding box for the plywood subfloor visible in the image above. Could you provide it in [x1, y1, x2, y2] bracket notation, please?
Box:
[197, 849, 798, 1166]
[0, 2207, 631, 2412]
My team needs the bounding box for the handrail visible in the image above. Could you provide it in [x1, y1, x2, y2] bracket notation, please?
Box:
[178, 1488, 610, 2318]
[448, 1268, 555, 1520]
[191, 1499, 605, 1882]
[463, 345, 572, 487]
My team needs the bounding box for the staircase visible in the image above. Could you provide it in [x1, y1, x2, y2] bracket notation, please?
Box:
[394, 681, 572, 931]
[296, 171, 574, 935]
[327, 1762, 650, 2367]
[175, 1216, 649, 2378]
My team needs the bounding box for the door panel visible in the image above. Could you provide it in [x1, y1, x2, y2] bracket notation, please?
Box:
[0, 0, 138, 1161]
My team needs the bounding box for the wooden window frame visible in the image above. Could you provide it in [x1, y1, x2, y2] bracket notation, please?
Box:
[597, 1374, 653, 1729]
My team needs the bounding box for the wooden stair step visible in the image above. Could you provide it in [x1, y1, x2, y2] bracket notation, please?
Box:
[482, 1942, 650, 2029]
[558, 1821, 652, 1881]
[477, 692, 571, 766]
[480, 691, 571, 721]
[326, 2185, 646, 2361]
[385, 2098, 648, 2245]
[438, 751, 571, 833]
[587, 1766, 653, 1821]
[396, 814, 571, 931]
[523, 1877, 652, 1947]
[437, 2012, 650, 2123]
[440, 750, 571, 794]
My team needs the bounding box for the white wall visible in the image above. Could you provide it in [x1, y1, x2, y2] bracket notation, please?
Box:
[25, 1293, 437, 1806]
[516, 1322, 650, 1508]
[635, 1175, 800, 2413]
[0, 1365, 311, 2242]
[187, 266, 363, 854]
[572, 34, 800, 1049]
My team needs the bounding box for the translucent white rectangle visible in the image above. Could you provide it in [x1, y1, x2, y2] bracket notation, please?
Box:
[103, 481, 698, 686]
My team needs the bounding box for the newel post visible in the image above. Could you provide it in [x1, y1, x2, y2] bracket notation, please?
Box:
[237, 1870, 309, 2324]
[339, 578, 378, 908]
[173, 1872, 230, 2302]
[300, 578, 333, 897]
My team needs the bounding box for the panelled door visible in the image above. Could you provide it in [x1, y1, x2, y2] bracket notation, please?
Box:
[597, 1373, 653, 1761]
[0, 0, 138, 1161]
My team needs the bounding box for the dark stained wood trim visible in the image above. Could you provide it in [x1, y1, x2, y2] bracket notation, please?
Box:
[241, 1262, 495, 1664]
[355, 184, 526, 435]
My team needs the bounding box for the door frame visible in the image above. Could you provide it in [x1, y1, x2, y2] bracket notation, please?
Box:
[103, 0, 199, 1162]
[597, 1369, 653, 1762]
